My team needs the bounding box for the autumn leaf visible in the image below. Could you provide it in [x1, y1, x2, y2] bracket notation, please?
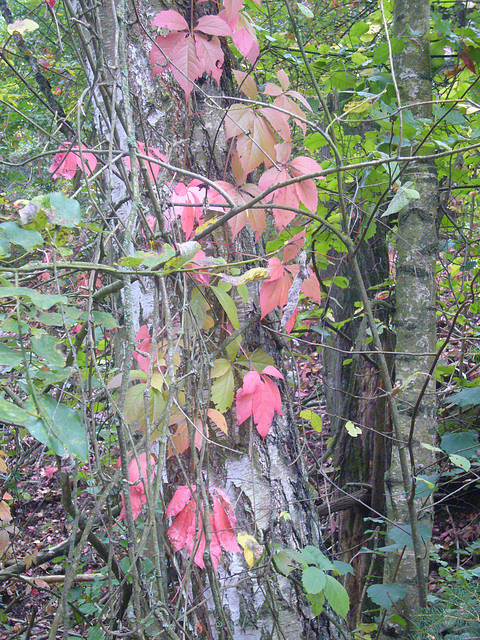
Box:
[124, 141, 167, 182]
[48, 144, 97, 180]
[236, 366, 283, 438]
[237, 531, 264, 567]
[118, 452, 155, 521]
[207, 408, 228, 435]
[258, 142, 323, 230]
[165, 180, 205, 239]
[168, 418, 204, 458]
[166, 486, 241, 569]
[263, 70, 312, 136]
[150, 10, 231, 100]
[209, 172, 266, 240]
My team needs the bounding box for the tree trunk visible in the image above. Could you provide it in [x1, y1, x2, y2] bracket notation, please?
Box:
[67, 0, 340, 637]
[383, 0, 438, 630]
[321, 231, 392, 628]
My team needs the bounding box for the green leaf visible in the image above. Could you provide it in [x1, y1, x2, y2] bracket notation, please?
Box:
[0, 343, 22, 366]
[163, 241, 201, 274]
[237, 349, 275, 372]
[323, 574, 349, 618]
[382, 181, 420, 217]
[302, 566, 326, 595]
[47, 192, 82, 228]
[273, 550, 296, 576]
[0, 397, 34, 424]
[24, 395, 87, 460]
[306, 591, 325, 616]
[0, 222, 43, 251]
[298, 546, 334, 571]
[212, 285, 239, 330]
[333, 560, 354, 576]
[441, 431, 479, 458]
[345, 420, 362, 437]
[449, 454, 471, 472]
[297, 3, 314, 18]
[367, 583, 406, 611]
[31, 329, 65, 366]
[0, 286, 67, 310]
[300, 409, 322, 433]
[90, 311, 118, 329]
[211, 369, 234, 413]
[388, 523, 431, 549]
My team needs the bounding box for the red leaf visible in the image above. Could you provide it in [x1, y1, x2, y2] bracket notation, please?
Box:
[196, 15, 232, 37]
[259, 258, 292, 317]
[167, 180, 205, 239]
[152, 10, 189, 31]
[208, 176, 266, 240]
[166, 486, 240, 569]
[460, 50, 476, 74]
[48, 144, 97, 180]
[125, 141, 167, 182]
[45, 0, 56, 6]
[150, 11, 230, 100]
[211, 489, 241, 553]
[118, 453, 155, 521]
[235, 367, 282, 438]
[261, 365, 283, 379]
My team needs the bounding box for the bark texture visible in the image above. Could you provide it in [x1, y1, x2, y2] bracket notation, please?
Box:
[385, 0, 438, 629]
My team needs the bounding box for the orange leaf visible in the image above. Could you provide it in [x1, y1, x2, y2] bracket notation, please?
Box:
[207, 408, 228, 435]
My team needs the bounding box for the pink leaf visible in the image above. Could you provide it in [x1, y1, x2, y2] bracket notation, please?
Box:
[196, 15, 232, 37]
[169, 180, 205, 239]
[166, 485, 196, 518]
[236, 387, 254, 424]
[152, 10, 189, 31]
[222, 0, 244, 24]
[211, 490, 241, 553]
[251, 376, 280, 437]
[119, 453, 155, 521]
[261, 365, 283, 379]
[166, 486, 240, 569]
[125, 141, 167, 182]
[48, 144, 97, 180]
[194, 35, 224, 85]
[259, 259, 292, 317]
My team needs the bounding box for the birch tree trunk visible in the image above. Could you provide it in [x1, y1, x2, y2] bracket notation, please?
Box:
[384, 0, 438, 630]
[66, 0, 340, 637]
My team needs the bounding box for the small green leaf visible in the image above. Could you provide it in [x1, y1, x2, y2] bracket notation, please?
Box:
[211, 369, 234, 413]
[212, 285, 239, 330]
[297, 3, 314, 18]
[0, 286, 67, 310]
[0, 397, 33, 424]
[449, 454, 471, 472]
[388, 523, 431, 549]
[300, 409, 322, 433]
[367, 583, 406, 611]
[273, 550, 296, 576]
[163, 241, 201, 274]
[90, 311, 118, 329]
[333, 560, 354, 576]
[323, 574, 350, 618]
[382, 181, 420, 217]
[306, 591, 325, 616]
[303, 566, 326, 595]
[345, 420, 362, 437]
[24, 395, 87, 460]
